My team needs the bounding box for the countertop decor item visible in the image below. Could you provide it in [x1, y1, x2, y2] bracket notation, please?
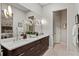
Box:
[26, 32, 38, 38]
[21, 33, 27, 39]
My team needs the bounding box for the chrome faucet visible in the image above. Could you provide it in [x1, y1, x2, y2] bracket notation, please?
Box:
[16, 27, 23, 40]
[16, 27, 19, 40]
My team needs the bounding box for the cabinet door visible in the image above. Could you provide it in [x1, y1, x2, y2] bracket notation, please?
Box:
[30, 43, 41, 56]
[24, 40, 41, 56]
[40, 36, 49, 55]
[41, 36, 49, 46]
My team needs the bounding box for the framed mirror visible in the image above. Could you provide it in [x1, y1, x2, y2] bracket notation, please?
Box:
[1, 3, 43, 39]
[1, 3, 13, 39]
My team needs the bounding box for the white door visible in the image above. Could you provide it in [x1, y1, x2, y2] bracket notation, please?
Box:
[53, 12, 61, 44]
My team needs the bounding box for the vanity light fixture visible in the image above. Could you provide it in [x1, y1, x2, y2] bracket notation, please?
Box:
[3, 5, 12, 18]
[8, 5, 12, 17]
[41, 18, 47, 25]
[3, 9, 8, 18]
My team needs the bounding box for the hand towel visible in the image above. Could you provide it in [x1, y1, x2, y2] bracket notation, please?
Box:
[72, 24, 78, 47]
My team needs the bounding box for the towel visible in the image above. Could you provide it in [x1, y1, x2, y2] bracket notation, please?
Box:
[72, 24, 78, 47]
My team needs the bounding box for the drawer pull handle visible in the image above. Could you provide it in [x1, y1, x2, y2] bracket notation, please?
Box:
[19, 53, 24, 56]
[30, 47, 34, 50]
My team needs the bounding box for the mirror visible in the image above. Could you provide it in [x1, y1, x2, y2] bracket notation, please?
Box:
[28, 16, 35, 32]
[25, 11, 42, 35]
[1, 3, 13, 39]
[1, 3, 43, 39]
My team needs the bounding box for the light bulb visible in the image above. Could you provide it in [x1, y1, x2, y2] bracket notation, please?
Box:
[41, 19, 47, 25]
[8, 5, 12, 17]
[4, 9, 8, 18]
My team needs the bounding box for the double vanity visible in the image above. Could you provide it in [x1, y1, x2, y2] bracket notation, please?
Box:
[0, 3, 49, 56]
[0, 34, 49, 56]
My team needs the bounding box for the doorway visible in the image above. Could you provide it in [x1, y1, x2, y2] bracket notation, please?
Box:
[53, 9, 67, 47]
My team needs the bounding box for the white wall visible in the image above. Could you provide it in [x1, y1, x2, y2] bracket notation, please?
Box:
[75, 4, 79, 14]
[42, 3, 77, 48]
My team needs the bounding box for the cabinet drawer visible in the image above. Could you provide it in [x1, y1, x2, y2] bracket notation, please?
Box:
[24, 43, 41, 56]
[12, 45, 28, 56]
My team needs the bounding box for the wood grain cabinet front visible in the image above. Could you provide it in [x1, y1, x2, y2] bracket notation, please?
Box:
[2, 36, 49, 56]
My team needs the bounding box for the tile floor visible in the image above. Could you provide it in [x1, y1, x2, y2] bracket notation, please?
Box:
[43, 42, 79, 56]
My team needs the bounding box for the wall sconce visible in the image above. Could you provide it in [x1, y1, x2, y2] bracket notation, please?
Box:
[4, 9, 8, 18]
[41, 18, 47, 25]
[8, 5, 12, 17]
[3, 5, 12, 18]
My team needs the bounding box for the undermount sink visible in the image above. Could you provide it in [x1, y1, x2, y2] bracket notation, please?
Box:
[27, 34, 37, 38]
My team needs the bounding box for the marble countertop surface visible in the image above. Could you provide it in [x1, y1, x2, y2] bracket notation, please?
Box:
[0, 34, 49, 51]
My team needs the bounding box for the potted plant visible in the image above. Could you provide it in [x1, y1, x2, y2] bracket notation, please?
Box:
[26, 31, 38, 38]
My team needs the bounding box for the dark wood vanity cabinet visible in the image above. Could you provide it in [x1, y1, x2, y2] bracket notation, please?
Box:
[2, 36, 49, 56]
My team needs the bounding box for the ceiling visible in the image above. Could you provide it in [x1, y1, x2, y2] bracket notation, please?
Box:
[10, 3, 49, 12]
[10, 3, 30, 12]
[39, 3, 49, 7]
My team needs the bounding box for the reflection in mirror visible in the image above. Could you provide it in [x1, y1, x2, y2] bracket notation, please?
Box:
[1, 3, 13, 39]
[25, 11, 42, 36]
[28, 16, 35, 32]
[1, 3, 43, 39]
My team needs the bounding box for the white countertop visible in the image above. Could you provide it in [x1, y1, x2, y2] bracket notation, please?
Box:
[0, 34, 49, 51]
